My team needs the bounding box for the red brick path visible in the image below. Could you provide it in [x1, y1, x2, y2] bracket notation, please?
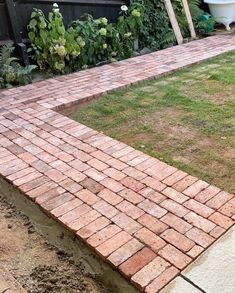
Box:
[0, 36, 235, 293]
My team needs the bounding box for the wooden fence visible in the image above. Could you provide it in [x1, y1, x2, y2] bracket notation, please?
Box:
[0, 0, 129, 64]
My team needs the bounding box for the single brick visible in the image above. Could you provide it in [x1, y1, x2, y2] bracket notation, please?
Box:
[209, 212, 234, 229]
[162, 187, 189, 204]
[100, 177, 124, 193]
[187, 245, 204, 258]
[8, 167, 35, 181]
[121, 176, 145, 192]
[45, 169, 66, 183]
[97, 188, 123, 205]
[206, 191, 233, 210]
[32, 159, 53, 173]
[13, 171, 42, 186]
[55, 151, 74, 162]
[145, 266, 179, 293]
[96, 231, 132, 257]
[186, 227, 215, 248]
[209, 223, 226, 238]
[35, 186, 66, 204]
[87, 158, 109, 171]
[19, 152, 37, 164]
[77, 216, 111, 239]
[87, 224, 121, 247]
[20, 176, 50, 193]
[65, 168, 86, 183]
[106, 158, 128, 171]
[80, 177, 104, 194]
[112, 212, 142, 234]
[183, 180, 209, 197]
[41, 192, 74, 211]
[135, 228, 166, 252]
[103, 167, 126, 181]
[131, 256, 170, 290]
[68, 210, 101, 231]
[75, 189, 100, 205]
[141, 177, 166, 192]
[160, 229, 195, 252]
[108, 238, 144, 266]
[93, 200, 119, 219]
[119, 188, 144, 204]
[172, 175, 198, 192]
[162, 170, 187, 186]
[138, 214, 168, 235]
[84, 168, 107, 182]
[135, 158, 156, 172]
[144, 161, 168, 177]
[117, 200, 145, 220]
[184, 199, 214, 218]
[160, 199, 189, 218]
[138, 200, 167, 218]
[139, 187, 166, 204]
[69, 159, 90, 172]
[161, 213, 192, 234]
[91, 150, 112, 162]
[51, 198, 83, 217]
[194, 185, 221, 203]
[59, 178, 82, 194]
[119, 247, 156, 278]
[184, 212, 216, 233]
[59, 203, 91, 224]
[128, 154, 149, 167]
[219, 197, 235, 218]
[123, 167, 147, 180]
[27, 181, 58, 198]
[158, 244, 192, 269]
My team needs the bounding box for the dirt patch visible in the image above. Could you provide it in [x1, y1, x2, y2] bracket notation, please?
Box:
[0, 194, 110, 293]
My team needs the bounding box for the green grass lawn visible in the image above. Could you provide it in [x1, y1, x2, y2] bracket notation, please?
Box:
[70, 52, 235, 193]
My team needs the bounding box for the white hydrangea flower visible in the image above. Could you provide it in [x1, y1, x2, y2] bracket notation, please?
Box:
[121, 5, 128, 12]
[53, 3, 58, 7]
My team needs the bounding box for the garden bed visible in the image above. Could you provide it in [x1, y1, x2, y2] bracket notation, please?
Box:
[61, 51, 235, 193]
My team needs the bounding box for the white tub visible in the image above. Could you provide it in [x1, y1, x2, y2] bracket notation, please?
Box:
[204, 0, 235, 30]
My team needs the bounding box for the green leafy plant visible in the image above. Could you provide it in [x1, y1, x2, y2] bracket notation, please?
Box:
[132, 0, 208, 50]
[117, 1, 145, 57]
[70, 15, 120, 68]
[70, 2, 145, 65]
[132, 0, 176, 50]
[28, 4, 81, 73]
[0, 44, 36, 88]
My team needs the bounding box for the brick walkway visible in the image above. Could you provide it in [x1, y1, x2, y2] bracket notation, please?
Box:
[0, 35, 235, 293]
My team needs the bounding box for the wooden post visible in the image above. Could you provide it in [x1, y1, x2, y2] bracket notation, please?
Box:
[164, 0, 183, 45]
[5, 0, 29, 65]
[182, 0, 196, 39]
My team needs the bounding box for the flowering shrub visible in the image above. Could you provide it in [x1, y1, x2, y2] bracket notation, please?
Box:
[70, 15, 120, 68]
[28, 4, 81, 73]
[117, 1, 144, 58]
[28, 2, 144, 73]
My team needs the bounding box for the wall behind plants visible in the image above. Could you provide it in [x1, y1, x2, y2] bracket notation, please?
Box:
[0, 0, 129, 44]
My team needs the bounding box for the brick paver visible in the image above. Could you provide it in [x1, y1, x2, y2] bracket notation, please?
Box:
[0, 35, 235, 292]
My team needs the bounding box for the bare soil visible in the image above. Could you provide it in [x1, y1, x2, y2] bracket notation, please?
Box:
[0, 193, 110, 293]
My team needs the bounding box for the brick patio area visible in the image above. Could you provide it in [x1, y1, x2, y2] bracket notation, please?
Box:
[0, 35, 235, 293]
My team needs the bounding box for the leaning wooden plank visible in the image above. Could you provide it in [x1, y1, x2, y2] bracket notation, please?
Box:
[182, 0, 196, 38]
[164, 0, 183, 45]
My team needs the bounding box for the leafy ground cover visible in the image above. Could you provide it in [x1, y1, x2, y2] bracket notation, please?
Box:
[70, 52, 235, 193]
